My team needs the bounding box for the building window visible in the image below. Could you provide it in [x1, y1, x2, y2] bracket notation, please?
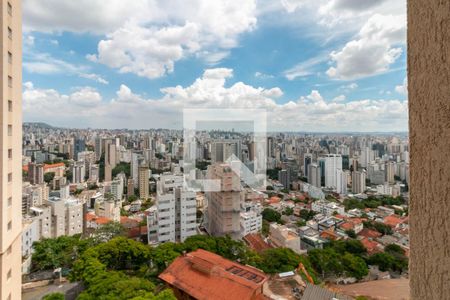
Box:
[8, 27, 12, 39]
[7, 269, 11, 280]
[7, 2, 12, 15]
[7, 221, 12, 231]
[8, 173, 12, 182]
[6, 246, 11, 255]
[8, 149, 12, 159]
[8, 100, 12, 112]
[8, 52, 12, 64]
[8, 125, 12, 136]
[8, 76, 12, 87]
[7, 197, 12, 207]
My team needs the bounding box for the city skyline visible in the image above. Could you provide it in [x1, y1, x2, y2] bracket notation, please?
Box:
[22, 0, 407, 131]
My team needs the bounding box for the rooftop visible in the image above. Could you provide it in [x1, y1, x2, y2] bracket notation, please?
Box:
[159, 249, 268, 300]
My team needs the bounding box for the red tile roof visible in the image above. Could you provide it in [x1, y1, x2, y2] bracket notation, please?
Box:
[95, 217, 111, 225]
[384, 215, 405, 228]
[320, 230, 340, 241]
[127, 226, 148, 238]
[268, 196, 281, 204]
[339, 222, 354, 231]
[360, 237, 381, 255]
[23, 162, 65, 172]
[358, 228, 382, 239]
[243, 234, 272, 253]
[159, 249, 268, 300]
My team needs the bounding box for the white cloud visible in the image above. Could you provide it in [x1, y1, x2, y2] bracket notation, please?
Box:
[24, 68, 407, 132]
[254, 72, 274, 79]
[283, 54, 328, 80]
[24, 0, 257, 79]
[79, 73, 109, 85]
[24, 52, 86, 75]
[327, 14, 406, 80]
[328, 0, 388, 12]
[395, 77, 408, 95]
[280, 0, 306, 13]
[24, 52, 109, 85]
[332, 95, 346, 102]
[24, 35, 35, 46]
[339, 82, 358, 92]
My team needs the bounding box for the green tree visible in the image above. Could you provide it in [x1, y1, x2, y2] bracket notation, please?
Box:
[31, 235, 93, 272]
[341, 253, 369, 279]
[282, 207, 294, 216]
[363, 221, 393, 235]
[44, 172, 55, 183]
[299, 209, 316, 221]
[42, 292, 65, 300]
[112, 162, 131, 178]
[345, 229, 357, 239]
[262, 208, 281, 223]
[92, 222, 126, 244]
[65, 170, 73, 182]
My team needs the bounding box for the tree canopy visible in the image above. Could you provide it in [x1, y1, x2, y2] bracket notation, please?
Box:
[262, 208, 281, 223]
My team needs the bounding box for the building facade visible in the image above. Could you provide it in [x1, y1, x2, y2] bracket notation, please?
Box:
[0, 0, 22, 298]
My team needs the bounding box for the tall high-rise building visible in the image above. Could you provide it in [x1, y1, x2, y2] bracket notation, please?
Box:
[74, 138, 86, 160]
[104, 142, 117, 182]
[352, 170, 367, 194]
[211, 140, 241, 163]
[139, 164, 150, 200]
[385, 161, 396, 184]
[28, 162, 44, 184]
[278, 169, 291, 190]
[206, 164, 241, 239]
[94, 137, 102, 161]
[303, 153, 313, 177]
[308, 163, 321, 188]
[324, 154, 342, 188]
[0, 1, 22, 297]
[336, 169, 349, 195]
[148, 174, 197, 245]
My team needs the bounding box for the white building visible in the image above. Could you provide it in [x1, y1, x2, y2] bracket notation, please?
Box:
[240, 202, 263, 237]
[324, 154, 342, 189]
[311, 200, 345, 217]
[336, 169, 349, 195]
[47, 196, 83, 237]
[352, 170, 367, 194]
[147, 173, 197, 245]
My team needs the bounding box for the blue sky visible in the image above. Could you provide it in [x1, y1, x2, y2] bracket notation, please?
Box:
[22, 0, 407, 131]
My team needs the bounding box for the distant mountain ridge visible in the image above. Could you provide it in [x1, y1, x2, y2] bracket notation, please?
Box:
[23, 122, 54, 129]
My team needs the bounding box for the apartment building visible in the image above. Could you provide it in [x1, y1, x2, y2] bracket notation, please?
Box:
[0, 0, 22, 298]
[240, 201, 262, 237]
[47, 196, 83, 237]
[269, 223, 303, 254]
[206, 163, 241, 239]
[138, 164, 150, 200]
[311, 200, 345, 217]
[147, 173, 197, 244]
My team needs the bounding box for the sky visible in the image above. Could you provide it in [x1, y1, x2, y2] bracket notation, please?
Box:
[22, 0, 408, 132]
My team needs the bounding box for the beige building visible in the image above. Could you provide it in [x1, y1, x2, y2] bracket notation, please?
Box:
[206, 163, 241, 239]
[269, 223, 303, 254]
[0, 0, 22, 298]
[139, 164, 149, 200]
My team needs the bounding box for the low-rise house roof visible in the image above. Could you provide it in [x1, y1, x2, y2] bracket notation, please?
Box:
[159, 249, 268, 300]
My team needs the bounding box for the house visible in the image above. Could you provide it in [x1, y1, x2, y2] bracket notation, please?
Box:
[243, 233, 272, 253]
[360, 237, 382, 255]
[269, 223, 303, 254]
[159, 249, 268, 300]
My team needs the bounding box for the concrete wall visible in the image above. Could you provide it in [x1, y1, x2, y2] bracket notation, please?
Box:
[408, 1, 450, 299]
